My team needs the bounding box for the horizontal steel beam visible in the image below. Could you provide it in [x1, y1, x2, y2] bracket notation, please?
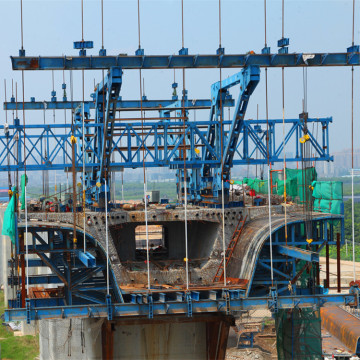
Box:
[3, 99, 234, 111]
[5, 292, 357, 322]
[76, 250, 96, 268]
[276, 245, 319, 262]
[11, 52, 360, 70]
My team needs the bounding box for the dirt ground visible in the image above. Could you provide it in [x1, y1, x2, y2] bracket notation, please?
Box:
[319, 256, 360, 288]
[226, 323, 277, 360]
[225, 258, 360, 359]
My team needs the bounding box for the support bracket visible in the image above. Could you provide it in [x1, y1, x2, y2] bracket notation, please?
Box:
[186, 292, 193, 317]
[268, 287, 278, 313]
[147, 294, 153, 319]
[26, 298, 31, 324]
[106, 294, 113, 321]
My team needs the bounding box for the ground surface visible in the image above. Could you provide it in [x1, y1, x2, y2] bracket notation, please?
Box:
[226, 322, 277, 360]
[319, 256, 360, 288]
[0, 291, 39, 360]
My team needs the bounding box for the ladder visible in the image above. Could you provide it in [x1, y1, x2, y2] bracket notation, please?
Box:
[213, 214, 247, 283]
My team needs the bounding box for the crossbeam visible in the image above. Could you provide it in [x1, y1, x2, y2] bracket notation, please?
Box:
[3, 99, 235, 111]
[276, 245, 319, 263]
[11, 51, 360, 70]
[5, 292, 358, 322]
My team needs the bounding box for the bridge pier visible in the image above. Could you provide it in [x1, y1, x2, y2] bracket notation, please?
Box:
[39, 314, 233, 360]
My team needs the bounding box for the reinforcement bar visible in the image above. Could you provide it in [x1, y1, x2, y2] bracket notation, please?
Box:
[10, 52, 360, 71]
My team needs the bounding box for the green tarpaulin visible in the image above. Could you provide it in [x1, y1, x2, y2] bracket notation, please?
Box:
[235, 167, 317, 202]
[311, 180, 343, 215]
[20, 174, 28, 210]
[1, 187, 17, 244]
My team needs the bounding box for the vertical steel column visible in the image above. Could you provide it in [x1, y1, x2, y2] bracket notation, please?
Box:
[326, 229, 330, 289]
[337, 233, 341, 293]
[316, 245, 320, 286]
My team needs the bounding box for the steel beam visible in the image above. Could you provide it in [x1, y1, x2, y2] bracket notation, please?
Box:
[276, 245, 319, 263]
[3, 99, 235, 111]
[11, 52, 360, 71]
[76, 250, 96, 268]
[5, 292, 358, 322]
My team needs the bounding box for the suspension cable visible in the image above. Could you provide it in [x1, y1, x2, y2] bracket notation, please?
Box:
[81, 0, 84, 41]
[264, 0, 274, 285]
[22, 69, 29, 295]
[351, 0, 356, 282]
[20, 0, 24, 51]
[63, 70, 69, 191]
[105, 178, 110, 295]
[101, 0, 104, 50]
[70, 69, 78, 250]
[19, 0, 29, 295]
[137, 0, 151, 291]
[281, 0, 288, 246]
[218, 0, 227, 288]
[181, 0, 190, 290]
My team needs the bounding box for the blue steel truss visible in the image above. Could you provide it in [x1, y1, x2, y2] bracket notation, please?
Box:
[0, 117, 332, 173]
[3, 57, 336, 203]
[10, 223, 123, 310]
[200, 66, 260, 202]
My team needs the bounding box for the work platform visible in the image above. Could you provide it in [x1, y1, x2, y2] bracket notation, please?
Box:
[5, 204, 351, 323]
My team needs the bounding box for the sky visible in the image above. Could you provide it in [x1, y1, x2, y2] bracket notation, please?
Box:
[0, 0, 359, 158]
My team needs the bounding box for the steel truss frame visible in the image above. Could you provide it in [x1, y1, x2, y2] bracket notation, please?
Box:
[5, 215, 348, 323]
[9, 224, 123, 311]
[0, 117, 331, 174]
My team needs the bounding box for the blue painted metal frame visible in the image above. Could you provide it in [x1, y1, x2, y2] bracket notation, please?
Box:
[200, 66, 260, 201]
[4, 215, 347, 322]
[0, 117, 331, 173]
[3, 98, 235, 111]
[276, 245, 319, 263]
[12, 224, 124, 307]
[248, 216, 344, 298]
[5, 288, 360, 322]
[10, 50, 360, 71]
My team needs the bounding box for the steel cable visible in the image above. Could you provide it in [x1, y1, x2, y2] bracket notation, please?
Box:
[137, 0, 151, 291]
[181, 0, 190, 290]
[264, 0, 274, 285]
[218, 0, 227, 288]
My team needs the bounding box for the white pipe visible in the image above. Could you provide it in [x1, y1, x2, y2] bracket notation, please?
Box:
[184, 171, 189, 290]
[221, 179, 226, 287]
[105, 179, 109, 295]
[267, 166, 274, 283]
[144, 180, 150, 290]
[352, 168, 355, 281]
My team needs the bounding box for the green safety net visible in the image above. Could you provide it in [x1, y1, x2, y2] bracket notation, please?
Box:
[20, 174, 28, 211]
[1, 187, 17, 244]
[234, 169, 344, 215]
[311, 180, 343, 215]
[276, 307, 322, 360]
[239, 178, 269, 194]
[235, 167, 317, 202]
